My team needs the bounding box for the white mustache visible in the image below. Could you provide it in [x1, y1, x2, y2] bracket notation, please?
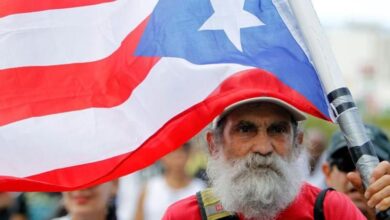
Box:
[230, 153, 285, 177]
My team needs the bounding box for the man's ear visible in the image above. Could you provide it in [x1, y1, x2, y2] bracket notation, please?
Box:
[206, 131, 219, 157]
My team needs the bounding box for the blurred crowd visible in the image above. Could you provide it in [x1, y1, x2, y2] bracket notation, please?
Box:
[0, 139, 208, 220]
[0, 123, 389, 220]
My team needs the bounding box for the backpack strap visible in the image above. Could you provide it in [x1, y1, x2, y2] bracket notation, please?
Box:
[196, 188, 238, 220]
[314, 188, 334, 220]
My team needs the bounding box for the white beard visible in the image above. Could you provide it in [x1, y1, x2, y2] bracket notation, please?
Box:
[207, 148, 309, 220]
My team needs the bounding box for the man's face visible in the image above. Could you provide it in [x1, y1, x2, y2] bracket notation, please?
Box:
[211, 102, 296, 160]
[206, 102, 307, 219]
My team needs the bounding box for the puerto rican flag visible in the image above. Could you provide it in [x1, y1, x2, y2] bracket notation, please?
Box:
[0, 0, 330, 191]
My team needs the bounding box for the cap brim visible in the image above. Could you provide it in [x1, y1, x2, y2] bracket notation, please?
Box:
[212, 97, 306, 128]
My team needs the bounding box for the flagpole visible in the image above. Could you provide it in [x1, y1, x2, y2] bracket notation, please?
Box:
[287, 0, 388, 217]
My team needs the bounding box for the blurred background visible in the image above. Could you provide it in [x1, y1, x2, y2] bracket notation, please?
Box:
[308, 0, 390, 136]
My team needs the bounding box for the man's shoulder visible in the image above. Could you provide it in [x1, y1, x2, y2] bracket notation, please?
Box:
[162, 194, 202, 220]
[323, 188, 360, 206]
[282, 183, 365, 219]
[297, 182, 322, 203]
[322, 187, 366, 219]
[299, 183, 359, 205]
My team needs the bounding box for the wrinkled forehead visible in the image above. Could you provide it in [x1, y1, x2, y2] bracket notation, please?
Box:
[226, 102, 293, 122]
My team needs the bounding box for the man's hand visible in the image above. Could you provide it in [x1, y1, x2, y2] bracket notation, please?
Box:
[347, 161, 390, 211]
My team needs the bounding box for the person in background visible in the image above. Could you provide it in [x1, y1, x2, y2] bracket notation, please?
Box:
[134, 142, 206, 220]
[322, 124, 390, 220]
[305, 128, 328, 188]
[10, 192, 62, 220]
[52, 180, 118, 220]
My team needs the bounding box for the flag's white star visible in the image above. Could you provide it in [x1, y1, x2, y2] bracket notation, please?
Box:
[199, 0, 265, 52]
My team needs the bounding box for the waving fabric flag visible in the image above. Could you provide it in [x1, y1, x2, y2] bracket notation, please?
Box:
[0, 0, 330, 191]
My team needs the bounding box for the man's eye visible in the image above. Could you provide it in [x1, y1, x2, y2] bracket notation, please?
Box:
[268, 124, 288, 135]
[236, 122, 257, 133]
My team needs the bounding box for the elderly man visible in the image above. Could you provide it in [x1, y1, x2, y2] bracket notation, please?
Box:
[163, 97, 390, 220]
[323, 124, 390, 220]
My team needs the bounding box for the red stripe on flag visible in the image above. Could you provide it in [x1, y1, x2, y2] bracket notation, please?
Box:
[0, 69, 329, 191]
[0, 0, 114, 18]
[0, 17, 159, 126]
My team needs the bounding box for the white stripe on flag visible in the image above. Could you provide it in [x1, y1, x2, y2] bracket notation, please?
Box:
[0, 0, 158, 69]
[0, 57, 251, 177]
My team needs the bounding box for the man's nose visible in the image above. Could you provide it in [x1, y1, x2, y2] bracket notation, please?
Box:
[250, 132, 273, 156]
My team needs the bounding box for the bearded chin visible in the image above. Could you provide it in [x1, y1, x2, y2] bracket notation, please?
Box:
[207, 150, 309, 220]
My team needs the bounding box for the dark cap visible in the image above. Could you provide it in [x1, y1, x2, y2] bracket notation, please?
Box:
[327, 124, 390, 161]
